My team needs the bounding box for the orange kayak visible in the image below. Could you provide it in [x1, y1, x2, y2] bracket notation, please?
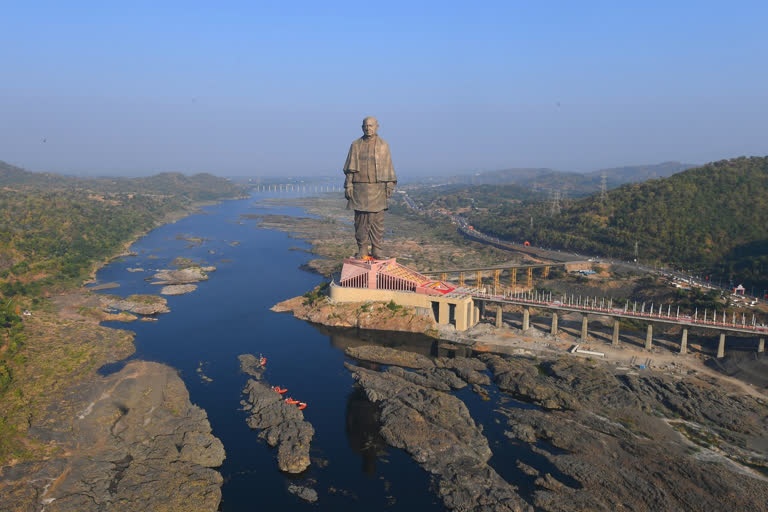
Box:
[272, 386, 287, 394]
[297, 402, 307, 410]
[284, 397, 300, 405]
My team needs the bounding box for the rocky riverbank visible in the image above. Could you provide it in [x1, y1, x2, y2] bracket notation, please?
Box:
[271, 294, 436, 335]
[0, 361, 225, 511]
[344, 355, 530, 512]
[343, 344, 768, 511]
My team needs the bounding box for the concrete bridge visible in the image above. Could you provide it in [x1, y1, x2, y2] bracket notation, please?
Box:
[420, 262, 589, 289]
[253, 183, 342, 193]
[461, 289, 767, 358]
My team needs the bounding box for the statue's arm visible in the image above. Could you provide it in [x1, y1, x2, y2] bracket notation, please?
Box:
[344, 173, 354, 199]
[343, 142, 357, 200]
[385, 181, 395, 198]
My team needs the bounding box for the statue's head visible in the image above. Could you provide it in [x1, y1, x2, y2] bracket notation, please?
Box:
[362, 116, 379, 138]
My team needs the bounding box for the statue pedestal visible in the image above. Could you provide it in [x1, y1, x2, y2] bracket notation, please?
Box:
[339, 257, 454, 295]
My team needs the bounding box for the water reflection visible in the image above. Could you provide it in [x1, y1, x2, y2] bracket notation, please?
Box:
[345, 388, 388, 477]
[314, 324, 474, 360]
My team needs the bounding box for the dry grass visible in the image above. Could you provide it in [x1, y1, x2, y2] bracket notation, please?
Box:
[0, 309, 134, 464]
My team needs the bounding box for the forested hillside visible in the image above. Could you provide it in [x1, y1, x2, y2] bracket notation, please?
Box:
[467, 156, 768, 287]
[0, 161, 245, 296]
[1, 160, 240, 201]
[415, 161, 693, 197]
[411, 183, 544, 211]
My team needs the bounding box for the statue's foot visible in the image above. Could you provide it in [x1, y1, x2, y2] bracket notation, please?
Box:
[354, 251, 368, 260]
[370, 250, 387, 260]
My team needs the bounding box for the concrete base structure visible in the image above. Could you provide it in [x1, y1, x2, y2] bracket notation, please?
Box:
[645, 324, 653, 350]
[581, 315, 588, 341]
[680, 328, 688, 355]
[329, 282, 477, 331]
[522, 307, 530, 331]
[551, 312, 558, 336]
[612, 318, 620, 346]
[759, 338, 765, 353]
[496, 305, 503, 328]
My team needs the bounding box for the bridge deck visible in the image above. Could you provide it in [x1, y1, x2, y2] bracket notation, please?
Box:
[464, 291, 767, 336]
[420, 261, 580, 275]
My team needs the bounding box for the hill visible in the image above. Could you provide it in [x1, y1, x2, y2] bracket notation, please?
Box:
[0, 161, 245, 296]
[415, 161, 695, 197]
[408, 183, 546, 212]
[466, 156, 768, 288]
[1, 160, 240, 201]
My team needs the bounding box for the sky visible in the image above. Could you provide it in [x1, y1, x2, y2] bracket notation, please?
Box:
[1, 1, 767, 177]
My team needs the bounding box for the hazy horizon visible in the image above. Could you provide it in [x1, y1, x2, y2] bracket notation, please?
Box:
[2, 2, 767, 178]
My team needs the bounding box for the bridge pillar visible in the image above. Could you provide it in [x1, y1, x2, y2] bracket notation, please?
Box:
[551, 312, 558, 336]
[456, 302, 469, 331]
[680, 328, 688, 355]
[473, 302, 480, 325]
[717, 332, 725, 358]
[759, 337, 765, 353]
[438, 302, 450, 325]
[522, 307, 530, 331]
[496, 305, 503, 328]
[580, 315, 588, 341]
[612, 318, 620, 346]
[645, 324, 653, 351]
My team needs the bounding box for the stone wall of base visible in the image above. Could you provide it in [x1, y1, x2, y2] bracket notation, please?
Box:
[330, 282, 476, 331]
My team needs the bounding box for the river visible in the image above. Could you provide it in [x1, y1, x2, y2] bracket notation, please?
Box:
[92, 190, 539, 510]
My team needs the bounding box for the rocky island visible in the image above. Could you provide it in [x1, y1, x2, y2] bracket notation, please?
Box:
[239, 354, 315, 474]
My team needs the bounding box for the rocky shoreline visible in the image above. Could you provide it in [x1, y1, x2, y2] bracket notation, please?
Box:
[345, 356, 530, 512]
[271, 294, 436, 335]
[2, 224, 228, 509]
[343, 344, 768, 511]
[0, 361, 225, 511]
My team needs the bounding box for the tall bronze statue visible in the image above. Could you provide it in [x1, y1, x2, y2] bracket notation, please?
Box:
[343, 116, 397, 259]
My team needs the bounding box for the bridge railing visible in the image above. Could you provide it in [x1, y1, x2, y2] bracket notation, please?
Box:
[467, 291, 768, 334]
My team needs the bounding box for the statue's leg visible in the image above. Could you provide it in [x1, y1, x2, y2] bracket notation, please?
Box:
[369, 211, 384, 259]
[354, 210, 369, 258]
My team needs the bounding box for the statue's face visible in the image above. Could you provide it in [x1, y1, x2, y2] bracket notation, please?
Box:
[362, 118, 378, 137]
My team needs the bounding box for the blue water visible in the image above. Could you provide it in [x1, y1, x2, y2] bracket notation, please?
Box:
[92, 191, 557, 510]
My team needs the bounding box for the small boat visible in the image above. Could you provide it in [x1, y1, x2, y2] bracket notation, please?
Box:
[259, 356, 267, 366]
[284, 397, 300, 405]
[297, 402, 307, 410]
[272, 386, 287, 394]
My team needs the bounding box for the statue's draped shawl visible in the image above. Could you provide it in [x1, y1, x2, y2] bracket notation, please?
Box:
[343, 136, 397, 183]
